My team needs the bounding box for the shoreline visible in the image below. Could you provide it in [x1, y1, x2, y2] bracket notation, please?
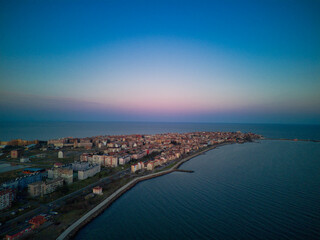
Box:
[56, 143, 223, 240]
[265, 138, 320, 142]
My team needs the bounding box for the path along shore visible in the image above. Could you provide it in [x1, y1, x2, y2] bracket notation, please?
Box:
[56, 137, 320, 240]
[56, 144, 222, 240]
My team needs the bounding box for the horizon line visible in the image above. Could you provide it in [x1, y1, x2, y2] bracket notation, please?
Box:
[0, 120, 319, 126]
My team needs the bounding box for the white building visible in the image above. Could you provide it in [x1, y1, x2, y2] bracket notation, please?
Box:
[119, 155, 131, 165]
[48, 166, 73, 184]
[58, 151, 64, 158]
[20, 157, 30, 163]
[72, 161, 90, 171]
[78, 164, 101, 180]
[93, 186, 103, 195]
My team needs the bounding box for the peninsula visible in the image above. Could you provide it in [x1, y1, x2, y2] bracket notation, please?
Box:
[0, 131, 262, 239]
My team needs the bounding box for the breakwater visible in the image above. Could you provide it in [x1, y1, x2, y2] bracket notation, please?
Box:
[175, 169, 194, 173]
[57, 144, 218, 240]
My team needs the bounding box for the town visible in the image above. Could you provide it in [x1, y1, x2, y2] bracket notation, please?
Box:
[0, 131, 262, 239]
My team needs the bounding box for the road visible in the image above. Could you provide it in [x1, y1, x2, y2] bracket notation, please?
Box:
[1, 145, 219, 237]
[0, 168, 130, 236]
[57, 146, 217, 240]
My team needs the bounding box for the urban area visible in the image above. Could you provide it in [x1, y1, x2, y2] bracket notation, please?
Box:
[0, 131, 262, 239]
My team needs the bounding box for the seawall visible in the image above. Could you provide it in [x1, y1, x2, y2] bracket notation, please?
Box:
[56, 144, 219, 240]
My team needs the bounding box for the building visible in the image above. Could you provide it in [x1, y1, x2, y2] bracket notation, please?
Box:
[28, 182, 42, 197]
[20, 157, 30, 163]
[25, 144, 37, 150]
[74, 141, 93, 149]
[90, 155, 104, 165]
[72, 161, 101, 180]
[147, 162, 154, 171]
[23, 168, 45, 174]
[28, 178, 63, 197]
[131, 162, 144, 173]
[1, 181, 18, 189]
[72, 161, 90, 171]
[44, 178, 63, 194]
[58, 151, 64, 158]
[18, 173, 43, 189]
[5, 223, 33, 240]
[77, 164, 101, 180]
[2, 172, 43, 190]
[119, 155, 131, 165]
[48, 166, 73, 184]
[48, 139, 64, 147]
[54, 162, 63, 168]
[29, 215, 47, 228]
[11, 149, 22, 158]
[0, 189, 15, 210]
[131, 164, 136, 173]
[104, 155, 118, 167]
[93, 186, 103, 195]
[131, 151, 147, 160]
[80, 153, 91, 162]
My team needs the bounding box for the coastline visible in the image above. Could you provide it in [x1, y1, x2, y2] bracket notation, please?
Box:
[56, 143, 223, 240]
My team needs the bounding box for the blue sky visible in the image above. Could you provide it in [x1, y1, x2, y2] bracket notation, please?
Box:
[0, 0, 319, 124]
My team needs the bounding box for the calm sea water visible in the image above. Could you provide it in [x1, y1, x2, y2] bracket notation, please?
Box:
[0, 121, 320, 141]
[1, 122, 320, 239]
[75, 140, 320, 240]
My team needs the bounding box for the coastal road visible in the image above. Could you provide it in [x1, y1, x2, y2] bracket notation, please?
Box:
[0, 168, 130, 236]
[57, 146, 217, 240]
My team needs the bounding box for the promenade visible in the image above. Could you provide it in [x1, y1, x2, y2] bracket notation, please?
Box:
[57, 145, 217, 240]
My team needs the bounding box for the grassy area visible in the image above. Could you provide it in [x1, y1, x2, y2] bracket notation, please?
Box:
[2, 148, 86, 168]
[38, 170, 113, 203]
[32, 176, 134, 240]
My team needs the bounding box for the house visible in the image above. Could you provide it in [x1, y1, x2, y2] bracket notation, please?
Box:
[119, 155, 131, 165]
[131, 161, 144, 173]
[147, 162, 154, 171]
[28, 215, 47, 228]
[5, 223, 33, 240]
[93, 186, 103, 195]
[11, 149, 22, 159]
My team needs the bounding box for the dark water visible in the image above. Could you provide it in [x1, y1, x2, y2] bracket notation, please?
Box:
[75, 140, 320, 240]
[1, 121, 319, 239]
[1, 121, 320, 141]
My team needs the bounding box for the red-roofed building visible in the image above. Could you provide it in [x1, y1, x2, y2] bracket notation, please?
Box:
[5, 224, 33, 240]
[29, 215, 47, 228]
[54, 162, 63, 168]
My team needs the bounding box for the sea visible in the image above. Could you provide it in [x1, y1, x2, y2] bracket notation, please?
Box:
[1, 121, 320, 239]
[0, 121, 320, 141]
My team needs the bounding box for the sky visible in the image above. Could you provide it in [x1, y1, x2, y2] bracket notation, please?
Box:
[0, 0, 319, 124]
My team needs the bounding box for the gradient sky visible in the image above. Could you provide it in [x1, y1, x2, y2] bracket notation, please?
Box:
[0, 0, 319, 124]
